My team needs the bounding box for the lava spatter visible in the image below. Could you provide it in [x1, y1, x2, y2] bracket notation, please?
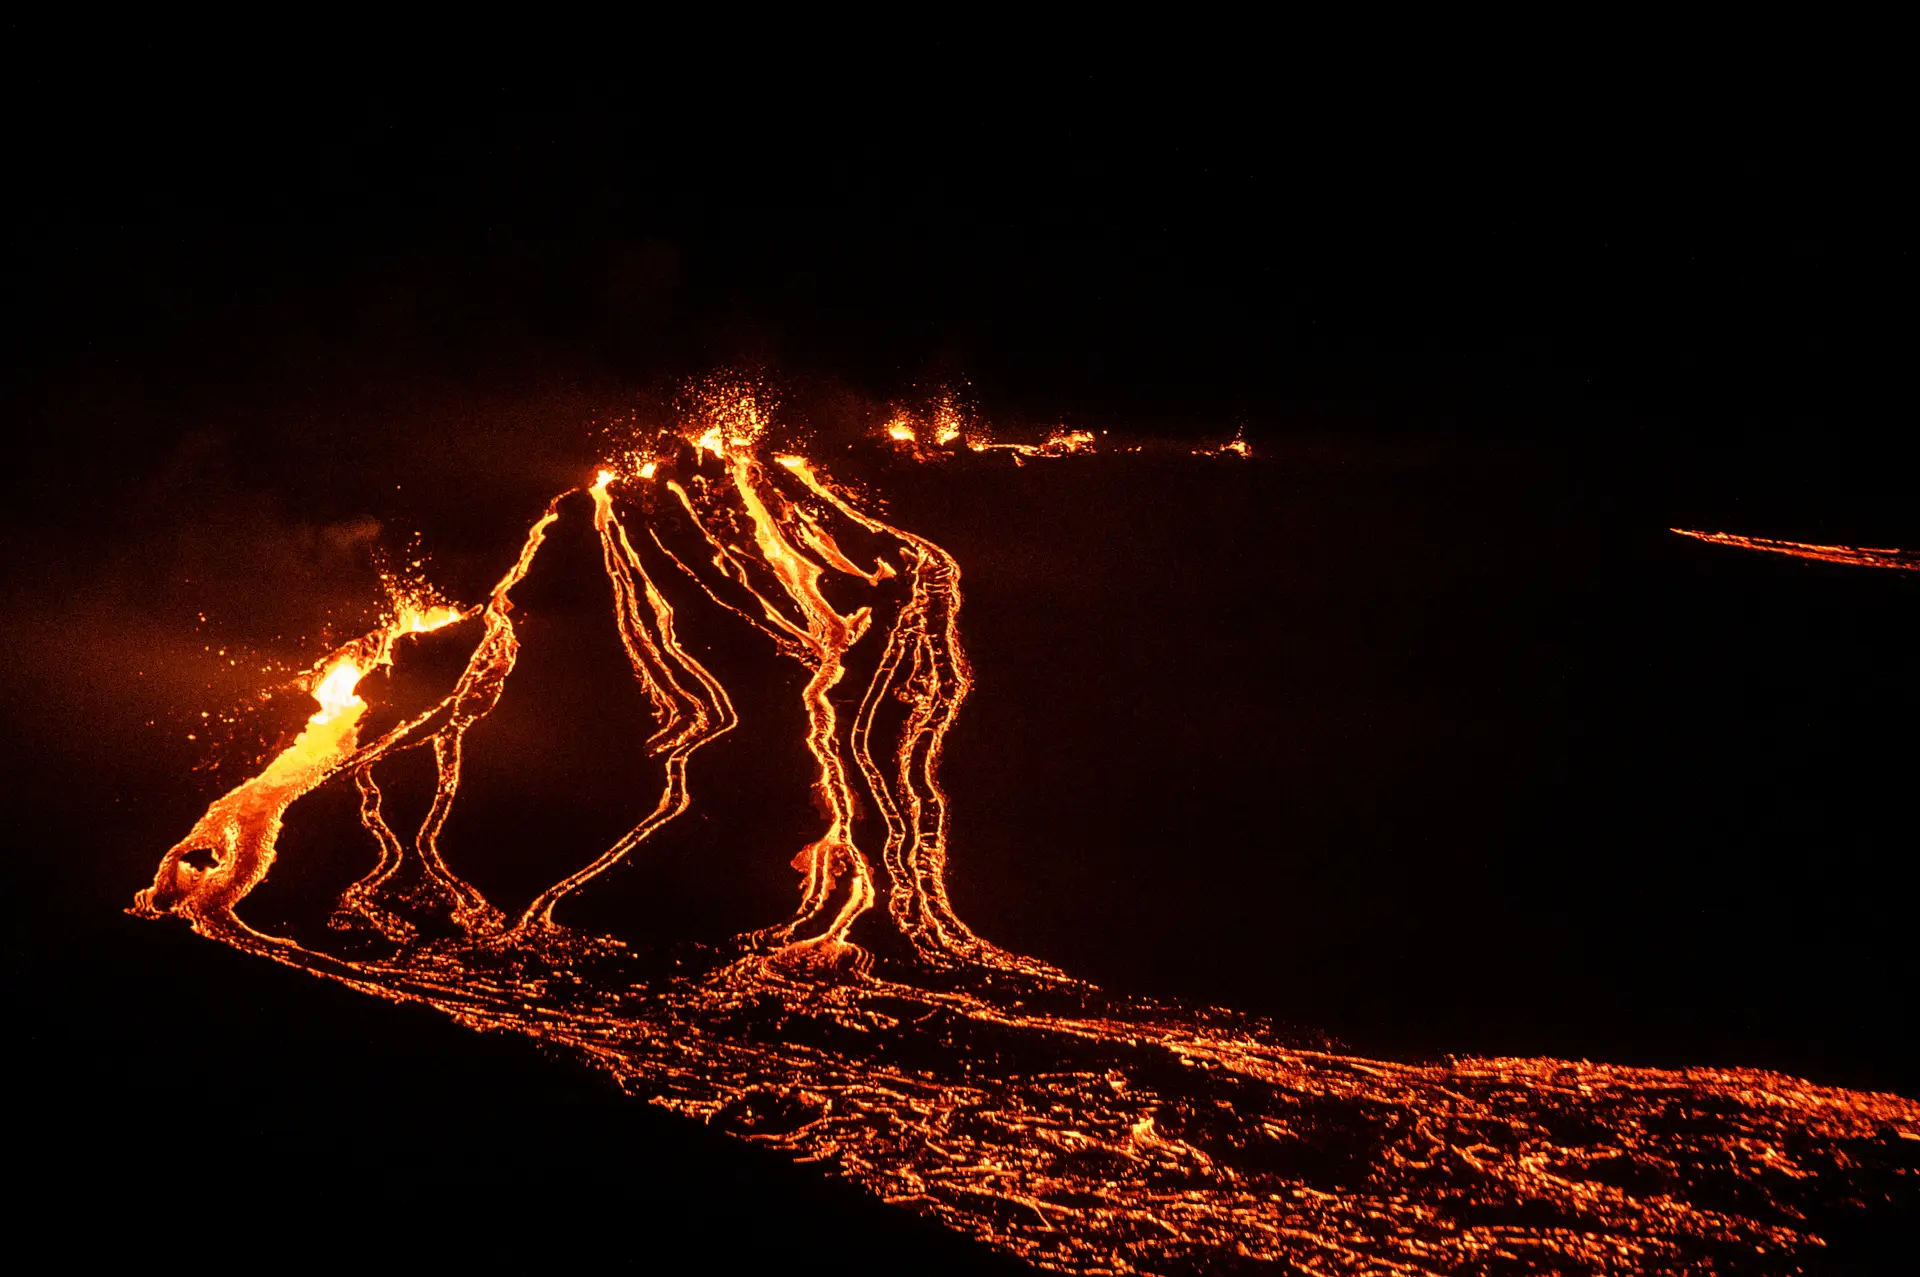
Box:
[135, 394, 1917, 1274]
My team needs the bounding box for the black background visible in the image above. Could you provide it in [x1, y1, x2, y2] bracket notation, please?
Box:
[5, 71, 1914, 1269]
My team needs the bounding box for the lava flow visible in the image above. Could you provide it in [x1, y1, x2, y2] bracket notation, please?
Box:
[1671, 527, 1920, 570]
[136, 393, 1916, 1275]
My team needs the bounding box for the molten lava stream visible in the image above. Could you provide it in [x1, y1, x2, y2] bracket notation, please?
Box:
[135, 401, 1919, 1275]
[1671, 527, 1919, 570]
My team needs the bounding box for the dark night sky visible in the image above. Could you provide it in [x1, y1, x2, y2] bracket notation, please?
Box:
[4, 75, 1914, 1267]
[10, 77, 1913, 550]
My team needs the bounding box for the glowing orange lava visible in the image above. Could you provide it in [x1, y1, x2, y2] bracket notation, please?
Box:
[976, 426, 1098, 462]
[1671, 527, 1919, 570]
[881, 399, 1099, 465]
[1191, 427, 1252, 458]
[135, 398, 1917, 1274]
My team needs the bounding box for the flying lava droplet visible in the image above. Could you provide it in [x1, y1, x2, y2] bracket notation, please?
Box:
[134, 391, 1916, 1273]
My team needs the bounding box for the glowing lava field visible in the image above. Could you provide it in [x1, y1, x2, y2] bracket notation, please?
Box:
[133, 391, 1918, 1275]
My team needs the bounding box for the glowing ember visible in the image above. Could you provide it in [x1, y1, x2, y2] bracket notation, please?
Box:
[1671, 527, 1919, 570]
[134, 396, 1916, 1273]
